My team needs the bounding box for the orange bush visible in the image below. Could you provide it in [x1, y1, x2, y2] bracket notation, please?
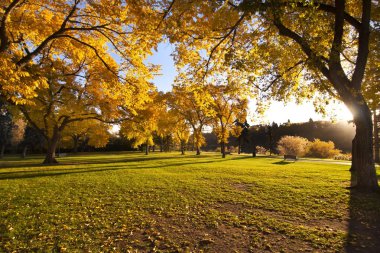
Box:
[277, 136, 309, 157]
[307, 139, 341, 158]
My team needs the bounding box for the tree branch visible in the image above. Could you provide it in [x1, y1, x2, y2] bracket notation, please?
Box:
[351, 0, 371, 90]
[0, 0, 22, 52]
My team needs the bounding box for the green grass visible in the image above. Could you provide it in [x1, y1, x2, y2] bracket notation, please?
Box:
[0, 152, 379, 252]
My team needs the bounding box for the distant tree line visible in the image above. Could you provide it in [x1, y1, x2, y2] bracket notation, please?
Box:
[203, 120, 355, 154]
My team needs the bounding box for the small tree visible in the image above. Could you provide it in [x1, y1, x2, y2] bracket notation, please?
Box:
[277, 136, 309, 157]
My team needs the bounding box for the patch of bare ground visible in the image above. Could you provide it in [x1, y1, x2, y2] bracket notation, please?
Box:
[232, 183, 255, 192]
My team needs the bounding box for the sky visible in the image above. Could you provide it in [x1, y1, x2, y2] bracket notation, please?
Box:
[146, 42, 353, 125]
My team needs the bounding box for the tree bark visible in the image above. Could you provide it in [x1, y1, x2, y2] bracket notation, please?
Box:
[373, 109, 379, 163]
[0, 144, 5, 158]
[252, 144, 256, 157]
[72, 135, 79, 153]
[181, 140, 185, 155]
[21, 145, 27, 158]
[196, 146, 200, 155]
[145, 141, 149, 155]
[238, 136, 241, 154]
[350, 101, 378, 191]
[221, 141, 226, 158]
[43, 135, 59, 164]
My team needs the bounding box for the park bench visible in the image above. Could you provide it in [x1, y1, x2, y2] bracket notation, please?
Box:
[284, 154, 297, 161]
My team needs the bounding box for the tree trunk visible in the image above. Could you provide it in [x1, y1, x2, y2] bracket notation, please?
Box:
[221, 142, 226, 158]
[373, 109, 379, 163]
[350, 102, 379, 191]
[350, 136, 357, 172]
[181, 141, 185, 155]
[238, 136, 241, 154]
[43, 130, 60, 164]
[196, 146, 200, 155]
[160, 137, 163, 152]
[252, 144, 256, 157]
[72, 135, 79, 153]
[21, 145, 27, 158]
[0, 144, 5, 158]
[145, 141, 149, 155]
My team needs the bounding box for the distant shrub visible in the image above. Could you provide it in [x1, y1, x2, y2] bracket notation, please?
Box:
[334, 153, 352, 161]
[277, 136, 309, 157]
[256, 146, 267, 155]
[307, 139, 341, 158]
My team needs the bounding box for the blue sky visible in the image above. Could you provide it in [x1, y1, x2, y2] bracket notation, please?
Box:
[146, 43, 352, 124]
[146, 43, 176, 92]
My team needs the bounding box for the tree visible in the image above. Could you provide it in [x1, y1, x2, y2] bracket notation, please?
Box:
[163, 0, 379, 191]
[20, 126, 45, 158]
[17, 52, 152, 163]
[0, 0, 160, 104]
[10, 118, 26, 150]
[168, 85, 212, 155]
[120, 91, 163, 155]
[170, 111, 191, 155]
[235, 120, 250, 154]
[61, 120, 110, 153]
[207, 82, 248, 158]
[1, 1, 161, 163]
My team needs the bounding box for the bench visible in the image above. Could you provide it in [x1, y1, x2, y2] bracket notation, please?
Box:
[284, 154, 297, 161]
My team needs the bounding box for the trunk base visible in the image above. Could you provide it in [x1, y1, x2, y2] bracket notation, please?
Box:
[43, 156, 58, 164]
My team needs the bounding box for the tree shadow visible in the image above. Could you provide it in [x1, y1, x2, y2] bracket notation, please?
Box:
[0, 154, 189, 170]
[0, 158, 222, 181]
[272, 161, 294, 165]
[345, 173, 380, 252]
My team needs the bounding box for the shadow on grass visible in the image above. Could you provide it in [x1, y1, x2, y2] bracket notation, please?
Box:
[0, 158, 221, 180]
[0, 154, 188, 170]
[345, 174, 380, 252]
[272, 161, 294, 165]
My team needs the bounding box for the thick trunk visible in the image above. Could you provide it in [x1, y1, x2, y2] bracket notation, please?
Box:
[43, 130, 60, 164]
[21, 145, 27, 158]
[0, 144, 5, 158]
[350, 136, 357, 172]
[252, 144, 256, 157]
[221, 142, 226, 158]
[373, 110, 379, 163]
[181, 141, 185, 155]
[160, 137, 163, 152]
[72, 136, 79, 153]
[145, 141, 149, 155]
[350, 102, 379, 191]
[238, 136, 241, 154]
[196, 146, 200, 155]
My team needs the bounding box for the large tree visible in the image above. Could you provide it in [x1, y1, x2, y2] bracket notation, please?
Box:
[120, 91, 164, 155]
[168, 85, 212, 155]
[17, 51, 151, 163]
[163, 0, 379, 191]
[61, 120, 110, 153]
[207, 82, 248, 158]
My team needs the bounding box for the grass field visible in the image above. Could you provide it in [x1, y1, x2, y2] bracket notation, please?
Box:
[1, 152, 379, 252]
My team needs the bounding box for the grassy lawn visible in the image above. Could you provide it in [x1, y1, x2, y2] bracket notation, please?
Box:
[0, 152, 379, 252]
